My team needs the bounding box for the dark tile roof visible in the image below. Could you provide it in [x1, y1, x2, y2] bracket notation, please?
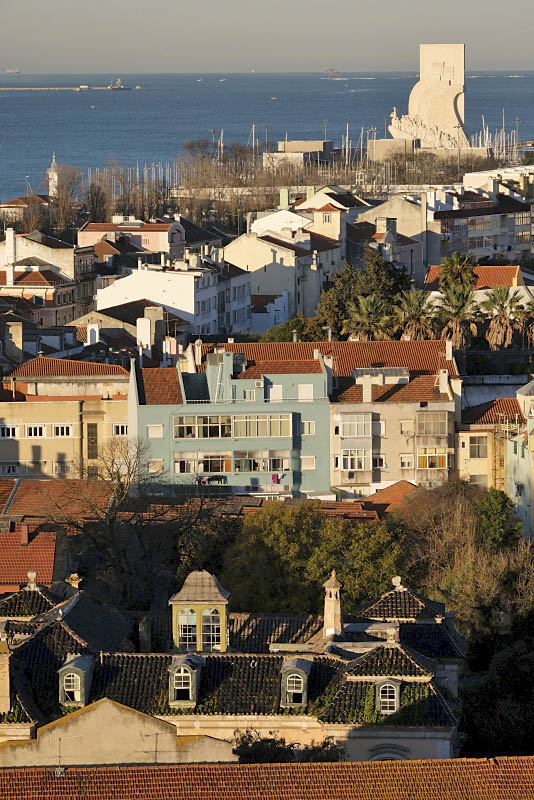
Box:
[174, 216, 221, 244]
[360, 586, 445, 622]
[137, 366, 183, 405]
[3, 758, 534, 800]
[433, 193, 530, 220]
[23, 230, 72, 249]
[318, 680, 454, 726]
[346, 645, 430, 677]
[95, 299, 187, 328]
[259, 233, 339, 256]
[0, 586, 59, 618]
[399, 623, 463, 659]
[346, 221, 418, 246]
[169, 570, 229, 604]
[462, 398, 526, 426]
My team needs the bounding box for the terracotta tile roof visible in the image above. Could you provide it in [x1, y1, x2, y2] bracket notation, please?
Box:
[201, 341, 459, 377]
[0, 526, 57, 586]
[309, 232, 340, 251]
[462, 398, 526, 425]
[137, 367, 183, 405]
[346, 645, 430, 677]
[4, 757, 534, 800]
[238, 360, 323, 378]
[335, 374, 450, 403]
[279, 499, 379, 520]
[361, 584, 445, 622]
[7, 356, 129, 378]
[0, 479, 16, 512]
[425, 264, 521, 291]
[317, 203, 340, 212]
[0, 269, 72, 287]
[5, 479, 113, 519]
[362, 481, 419, 514]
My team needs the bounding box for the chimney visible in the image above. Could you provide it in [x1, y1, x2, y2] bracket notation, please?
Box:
[445, 339, 453, 361]
[137, 256, 142, 269]
[361, 374, 373, 404]
[323, 570, 342, 638]
[26, 570, 37, 590]
[160, 251, 166, 266]
[139, 616, 152, 653]
[6, 228, 16, 266]
[0, 652, 10, 714]
[292, 329, 298, 342]
[194, 338, 203, 366]
[19, 524, 30, 547]
[438, 368, 449, 395]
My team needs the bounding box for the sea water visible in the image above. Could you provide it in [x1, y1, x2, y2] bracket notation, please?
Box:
[0, 71, 533, 199]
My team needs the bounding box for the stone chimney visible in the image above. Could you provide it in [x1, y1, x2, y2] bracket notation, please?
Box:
[323, 569, 342, 638]
[0, 652, 10, 714]
[438, 368, 449, 395]
[19, 524, 30, 547]
[6, 228, 16, 266]
[361, 374, 373, 404]
[26, 570, 37, 590]
[445, 339, 453, 361]
[194, 338, 203, 367]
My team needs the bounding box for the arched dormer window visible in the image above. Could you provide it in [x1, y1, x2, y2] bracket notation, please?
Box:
[202, 608, 221, 651]
[179, 608, 197, 651]
[379, 682, 398, 715]
[286, 673, 304, 705]
[63, 672, 81, 703]
[173, 667, 192, 701]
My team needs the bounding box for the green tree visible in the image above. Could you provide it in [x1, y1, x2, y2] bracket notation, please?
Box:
[316, 260, 363, 337]
[354, 245, 409, 301]
[481, 287, 524, 350]
[393, 288, 436, 340]
[439, 251, 476, 292]
[221, 502, 403, 615]
[476, 488, 523, 549]
[260, 313, 325, 342]
[342, 294, 392, 341]
[437, 283, 479, 350]
[233, 730, 345, 763]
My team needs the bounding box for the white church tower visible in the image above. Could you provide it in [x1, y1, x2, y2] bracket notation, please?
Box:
[47, 153, 59, 198]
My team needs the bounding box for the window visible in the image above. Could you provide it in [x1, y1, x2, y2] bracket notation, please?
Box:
[379, 683, 397, 715]
[63, 673, 81, 703]
[301, 456, 316, 471]
[54, 463, 72, 475]
[147, 424, 163, 439]
[87, 465, 99, 479]
[301, 421, 315, 436]
[0, 427, 16, 438]
[268, 384, 283, 402]
[373, 455, 386, 469]
[417, 448, 448, 469]
[148, 459, 164, 474]
[0, 464, 18, 476]
[400, 420, 414, 435]
[416, 412, 448, 436]
[174, 415, 231, 439]
[87, 423, 98, 459]
[113, 424, 128, 437]
[400, 454, 413, 470]
[53, 425, 71, 438]
[286, 673, 304, 704]
[470, 474, 488, 487]
[323, 213, 331, 224]
[233, 414, 291, 438]
[179, 608, 197, 651]
[26, 425, 44, 438]
[469, 435, 487, 459]
[244, 389, 255, 402]
[298, 384, 314, 402]
[234, 451, 290, 473]
[202, 608, 221, 651]
[342, 449, 371, 471]
[33, 296, 44, 307]
[341, 414, 371, 438]
[173, 667, 192, 700]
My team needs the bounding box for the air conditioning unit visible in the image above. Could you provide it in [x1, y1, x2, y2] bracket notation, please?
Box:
[255, 380, 263, 388]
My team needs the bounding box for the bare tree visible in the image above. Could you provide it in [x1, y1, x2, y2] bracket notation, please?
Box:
[22, 195, 45, 233]
[50, 164, 82, 232]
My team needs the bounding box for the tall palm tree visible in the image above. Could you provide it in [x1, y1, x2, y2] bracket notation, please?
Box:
[393, 289, 436, 340]
[437, 283, 479, 350]
[439, 251, 476, 292]
[481, 287, 524, 350]
[517, 297, 534, 348]
[342, 294, 392, 341]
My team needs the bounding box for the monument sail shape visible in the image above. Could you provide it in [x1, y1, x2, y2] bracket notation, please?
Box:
[390, 44, 470, 149]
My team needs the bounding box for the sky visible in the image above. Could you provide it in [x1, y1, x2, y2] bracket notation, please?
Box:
[2, 0, 534, 73]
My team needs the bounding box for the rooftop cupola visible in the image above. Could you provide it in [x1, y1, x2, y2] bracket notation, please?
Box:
[169, 571, 230, 654]
[323, 569, 342, 638]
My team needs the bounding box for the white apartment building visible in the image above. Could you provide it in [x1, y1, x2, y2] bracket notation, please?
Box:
[96, 251, 251, 336]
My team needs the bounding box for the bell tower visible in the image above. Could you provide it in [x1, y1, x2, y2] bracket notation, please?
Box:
[323, 569, 342, 638]
[47, 153, 59, 199]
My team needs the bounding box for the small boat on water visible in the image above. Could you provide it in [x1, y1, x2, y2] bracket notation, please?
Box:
[107, 78, 130, 90]
[5, 68, 21, 75]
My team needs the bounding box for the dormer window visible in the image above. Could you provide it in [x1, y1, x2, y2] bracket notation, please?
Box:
[202, 608, 221, 651]
[63, 673, 81, 703]
[179, 608, 197, 651]
[286, 673, 304, 704]
[173, 667, 192, 701]
[376, 680, 400, 715]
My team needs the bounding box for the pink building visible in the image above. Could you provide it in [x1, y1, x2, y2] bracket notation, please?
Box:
[78, 217, 186, 259]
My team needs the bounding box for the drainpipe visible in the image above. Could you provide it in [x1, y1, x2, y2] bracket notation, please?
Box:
[78, 400, 84, 477]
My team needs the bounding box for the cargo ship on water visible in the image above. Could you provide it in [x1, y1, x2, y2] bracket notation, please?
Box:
[4, 68, 21, 75]
[323, 67, 338, 76]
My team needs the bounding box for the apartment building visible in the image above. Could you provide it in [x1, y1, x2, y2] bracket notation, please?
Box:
[78, 217, 187, 260]
[0, 357, 129, 478]
[129, 349, 332, 499]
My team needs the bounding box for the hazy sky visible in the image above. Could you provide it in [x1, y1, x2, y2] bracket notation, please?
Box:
[3, 0, 533, 73]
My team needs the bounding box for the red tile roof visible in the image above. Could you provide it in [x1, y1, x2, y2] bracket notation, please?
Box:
[0, 270, 72, 288]
[0, 480, 16, 512]
[1, 758, 534, 800]
[336, 374, 450, 403]
[7, 357, 129, 378]
[238, 360, 323, 378]
[82, 222, 173, 232]
[317, 203, 341, 212]
[0, 525, 56, 587]
[363, 480, 419, 514]
[425, 264, 521, 291]
[6, 479, 113, 519]
[201, 341, 458, 378]
[462, 398, 526, 425]
[138, 367, 183, 405]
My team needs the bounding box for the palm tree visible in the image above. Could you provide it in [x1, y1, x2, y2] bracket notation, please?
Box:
[481, 287, 524, 350]
[393, 289, 436, 340]
[342, 294, 392, 341]
[437, 283, 479, 350]
[518, 298, 534, 348]
[439, 251, 476, 292]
